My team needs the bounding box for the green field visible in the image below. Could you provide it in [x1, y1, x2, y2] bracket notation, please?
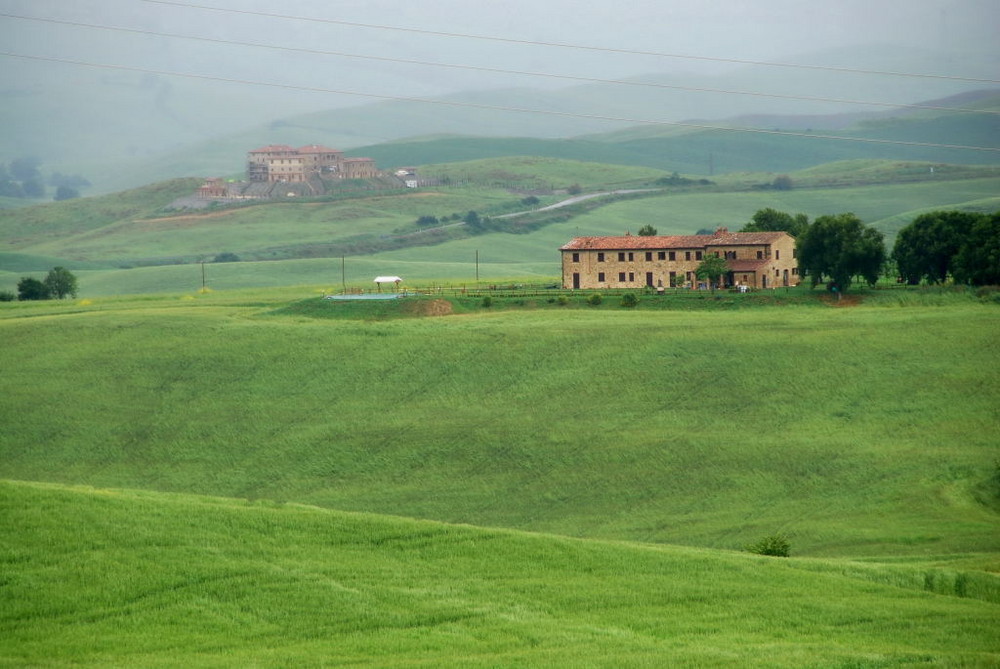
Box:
[2, 158, 998, 298]
[2, 291, 998, 665]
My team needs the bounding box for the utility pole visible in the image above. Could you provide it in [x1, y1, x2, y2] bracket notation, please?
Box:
[201, 262, 206, 291]
[476, 249, 480, 284]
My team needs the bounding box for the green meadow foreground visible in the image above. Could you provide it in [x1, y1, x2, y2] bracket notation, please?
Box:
[2, 290, 999, 665]
[2, 480, 998, 667]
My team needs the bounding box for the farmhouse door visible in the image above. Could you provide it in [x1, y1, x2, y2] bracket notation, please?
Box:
[645, 272, 654, 287]
[572, 273, 580, 289]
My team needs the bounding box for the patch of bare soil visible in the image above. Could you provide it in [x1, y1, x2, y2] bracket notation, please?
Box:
[404, 299, 453, 317]
[821, 293, 864, 307]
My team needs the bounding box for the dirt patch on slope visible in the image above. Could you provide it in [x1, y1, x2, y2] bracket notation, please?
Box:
[403, 299, 453, 317]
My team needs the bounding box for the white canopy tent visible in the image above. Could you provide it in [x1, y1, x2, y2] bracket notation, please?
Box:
[373, 276, 402, 292]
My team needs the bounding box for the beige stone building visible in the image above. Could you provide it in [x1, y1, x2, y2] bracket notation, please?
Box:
[560, 229, 799, 290]
[246, 144, 376, 182]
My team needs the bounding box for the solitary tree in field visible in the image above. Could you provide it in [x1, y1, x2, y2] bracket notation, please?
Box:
[796, 213, 885, 293]
[695, 254, 728, 293]
[43, 267, 78, 299]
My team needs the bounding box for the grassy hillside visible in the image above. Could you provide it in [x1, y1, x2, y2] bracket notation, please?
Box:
[3, 480, 998, 667]
[2, 158, 998, 297]
[2, 294, 997, 557]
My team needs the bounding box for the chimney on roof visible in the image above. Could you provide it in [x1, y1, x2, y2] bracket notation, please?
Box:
[715, 227, 728, 235]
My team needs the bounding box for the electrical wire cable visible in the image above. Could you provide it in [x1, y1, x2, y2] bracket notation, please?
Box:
[2, 11, 997, 117]
[141, 0, 1000, 85]
[3, 51, 997, 153]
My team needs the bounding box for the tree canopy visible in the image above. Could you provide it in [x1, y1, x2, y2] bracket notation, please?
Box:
[893, 211, 977, 284]
[796, 213, 885, 292]
[741, 208, 809, 238]
[695, 254, 728, 293]
[44, 267, 78, 299]
[17, 277, 50, 301]
[952, 212, 1000, 286]
[637, 224, 657, 236]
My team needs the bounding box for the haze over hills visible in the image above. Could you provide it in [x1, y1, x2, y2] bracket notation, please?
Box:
[1, 38, 997, 194]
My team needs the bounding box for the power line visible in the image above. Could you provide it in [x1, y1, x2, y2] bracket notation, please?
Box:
[3, 51, 998, 154]
[142, 0, 1000, 85]
[4, 11, 997, 117]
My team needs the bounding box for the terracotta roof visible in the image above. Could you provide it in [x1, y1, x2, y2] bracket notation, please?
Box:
[560, 231, 790, 251]
[560, 235, 714, 251]
[298, 144, 341, 154]
[707, 232, 789, 246]
[249, 144, 296, 154]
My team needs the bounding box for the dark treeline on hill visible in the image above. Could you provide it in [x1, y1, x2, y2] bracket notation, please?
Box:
[739, 207, 1000, 292]
[0, 156, 90, 201]
[894, 210, 1000, 286]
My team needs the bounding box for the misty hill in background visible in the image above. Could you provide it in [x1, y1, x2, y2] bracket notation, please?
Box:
[1, 43, 997, 194]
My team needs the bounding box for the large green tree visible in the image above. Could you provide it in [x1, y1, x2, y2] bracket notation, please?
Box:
[43, 266, 78, 299]
[952, 212, 1000, 286]
[893, 211, 977, 284]
[695, 254, 728, 293]
[741, 208, 809, 238]
[796, 213, 885, 292]
[17, 277, 50, 301]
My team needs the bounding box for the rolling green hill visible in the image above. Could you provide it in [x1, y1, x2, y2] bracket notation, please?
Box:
[4, 157, 997, 297]
[2, 479, 998, 667]
[2, 296, 997, 556]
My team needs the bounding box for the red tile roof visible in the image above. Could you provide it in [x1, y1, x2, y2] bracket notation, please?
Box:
[560, 231, 789, 251]
[297, 144, 341, 154]
[561, 235, 713, 250]
[249, 144, 296, 154]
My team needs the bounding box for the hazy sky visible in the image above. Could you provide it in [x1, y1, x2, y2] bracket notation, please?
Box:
[3, 0, 997, 97]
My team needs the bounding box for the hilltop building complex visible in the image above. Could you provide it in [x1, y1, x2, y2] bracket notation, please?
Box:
[246, 144, 378, 183]
[560, 229, 799, 290]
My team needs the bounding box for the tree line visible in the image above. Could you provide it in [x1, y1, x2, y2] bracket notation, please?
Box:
[730, 207, 999, 292]
[1, 268, 79, 302]
[0, 157, 90, 201]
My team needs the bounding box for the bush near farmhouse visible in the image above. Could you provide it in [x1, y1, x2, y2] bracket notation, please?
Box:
[620, 293, 639, 308]
[587, 293, 603, 306]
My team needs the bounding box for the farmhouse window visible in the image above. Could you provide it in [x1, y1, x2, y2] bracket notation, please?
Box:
[669, 251, 676, 261]
[629, 252, 634, 261]
[572, 252, 580, 262]
[618, 272, 626, 282]
[645, 252, 653, 261]
[658, 251, 666, 260]
[757, 251, 764, 259]
[597, 252, 605, 262]
[598, 272, 606, 282]
[696, 251, 703, 260]
[775, 250, 780, 259]
[618, 252, 626, 262]
[685, 251, 691, 261]
[629, 272, 635, 282]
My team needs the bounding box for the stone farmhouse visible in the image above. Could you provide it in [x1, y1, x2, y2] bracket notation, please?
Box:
[246, 144, 378, 183]
[560, 229, 799, 290]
